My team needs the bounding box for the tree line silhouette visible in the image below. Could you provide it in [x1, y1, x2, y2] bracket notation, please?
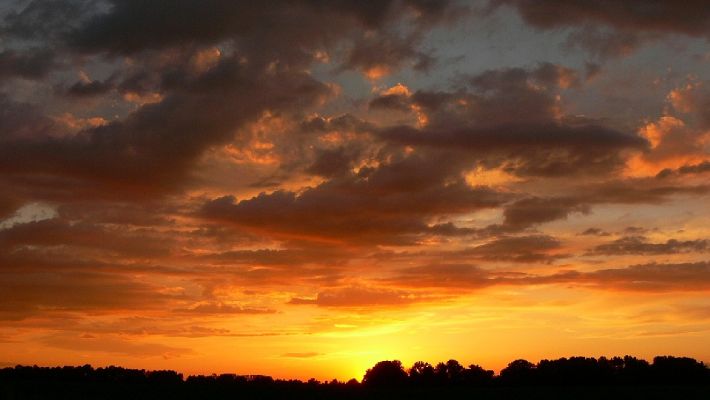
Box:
[1, 356, 708, 399]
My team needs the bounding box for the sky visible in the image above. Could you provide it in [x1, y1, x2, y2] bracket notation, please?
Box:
[0, 0, 709, 381]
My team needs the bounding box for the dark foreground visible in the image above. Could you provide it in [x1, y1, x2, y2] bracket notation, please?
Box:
[1, 383, 708, 400]
[1, 356, 708, 399]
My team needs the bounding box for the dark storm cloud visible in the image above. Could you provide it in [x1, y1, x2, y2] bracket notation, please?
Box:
[389, 263, 494, 289]
[569, 262, 710, 292]
[0, 0, 460, 205]
[563, 26, 643, 59]
[0, 94, 56, 141]
[589, 236, 709, 256]
[461, 235, 565, 263]
[501, 181, 710, 229]
[62, 77, 115, 97]
[388, 261, 710, 292]
[299, 113, 374, 136]
[202, 153, 509, 245]
[1, 0, 94, 41]
[496, 0, 710, 57]
[0, 55, 333, 198]
[306, 146, 363, 178]
[0, 49, 56, 81]
[497, 0, 710, 36]
[0, 218, 171, 258]
[502, 197, 590, 229]
[191, 247, 348, 267]
[579, 228, 611, 236]
[375, 64, 648, 178]
[342, 32, 434, 75]
[68, 0, 455, 58]
[656, 160, 710, 179]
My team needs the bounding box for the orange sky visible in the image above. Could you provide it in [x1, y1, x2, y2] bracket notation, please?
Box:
[0, 0, 709, 381]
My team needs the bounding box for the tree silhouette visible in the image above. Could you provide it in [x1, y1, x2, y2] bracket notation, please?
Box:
[500, 359, 536, 384]
[463, 364, 495, 385]
[408, 361, 435, 386]
[1, 355, 708, 399]
[362, 360, 408, 387]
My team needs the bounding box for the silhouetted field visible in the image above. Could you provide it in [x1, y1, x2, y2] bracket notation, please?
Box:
[1, 356, 708, 399]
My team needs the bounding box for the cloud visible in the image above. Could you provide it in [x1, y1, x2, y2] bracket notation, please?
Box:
[667, 82, 710, 129]
[192, 248, 346, 267]
[387, 263, 494, 289]
[0, 54, 334, 199]
[500, 180, 710, 229]
[173, 302, 276, 315]
[0, 0, 460, 204]
[342, 32, 434, 78]
[62, 77, 115, 97]
[569, 262, 710, 292]
[589, 236, 709, 255]
[67, 0, 457, 61]
[579, 228, 611, 236]
[289, 286, 427, 307]
[389, 262, 710, 292]
[0, 270, 178, 321]
[0, 48, 55, 81]
[656, 160, 710, 179]
[503, 197, 589, 229]
[375, 64, 648, 178]
[0, 217, 171, 258]
[0, 94, 57, 141]
[461, 235, 566, 263]
[497, 0, 710, 36]
[202, 153, 509, 245]
[305, 146, 363, 178]
[41, 333, 192, 358]
[496, 0, 710, 57]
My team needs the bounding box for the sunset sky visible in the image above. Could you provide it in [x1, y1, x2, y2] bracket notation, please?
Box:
[1, 0, 709, 380]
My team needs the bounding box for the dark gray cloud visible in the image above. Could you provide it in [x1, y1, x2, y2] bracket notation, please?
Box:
[2, 0, 94, 41]
[570, 262, 710, 291]
[0, 54, 333, 198]
[306, 146, 363, 178]
[389, 261, 710, 292]
[202, 153, 509, 245]
[589, 236, 709, 256]
[496, 0, 710, 57]
[0, 217, 171, 258]
[375, 64, 648, 178]
[579, 228, 611, 236]
[501, 181, 710, 229]
[503, 197, 589, 229]
[68, 0, 456, 67]
[656, 160, 710, 179]
[342, 31, 434, 75]
[62, 77, 115, 97]
[0, 0, 461, 206]
[0, 48, 56, 81]
[0, 94, 57, 141]
[497, 0, 710, 36]
[461, 235, 565, 263]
